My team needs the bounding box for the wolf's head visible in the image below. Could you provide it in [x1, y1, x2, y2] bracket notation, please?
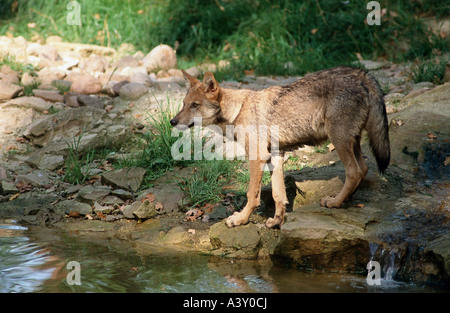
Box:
[170, 70, 221, 129]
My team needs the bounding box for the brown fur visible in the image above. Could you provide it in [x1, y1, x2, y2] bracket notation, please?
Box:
[171, 66, 390, 228]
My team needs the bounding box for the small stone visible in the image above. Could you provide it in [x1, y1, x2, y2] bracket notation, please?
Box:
[119, 82, 149, 100]
[33, 89, 64, 102]
[15, 170, 51, 188]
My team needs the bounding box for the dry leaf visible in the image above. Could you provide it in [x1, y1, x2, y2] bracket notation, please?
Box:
[327, 143, 335, 152]
[68, 211, 81, 218]
[9, 193, 20, 201]
[427, 132, 437, 140]
[96, 211, 106, 219]
[155, 202, 164, 211]
[142, 192, 156, 203]
[355, 203, 365, 208]
[188, 229, 196, 235]
[6, 145, 18, 151]
[86, 214, 94, 220]
[311, 28, 319, 34]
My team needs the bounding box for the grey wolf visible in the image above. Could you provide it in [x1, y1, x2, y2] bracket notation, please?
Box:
[171, 66, 390, 228]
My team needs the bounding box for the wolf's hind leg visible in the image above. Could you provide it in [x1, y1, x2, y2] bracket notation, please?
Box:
[320, 137, 363, 208]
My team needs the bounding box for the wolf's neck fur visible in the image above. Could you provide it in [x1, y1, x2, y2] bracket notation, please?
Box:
[217, 88, 252, 125]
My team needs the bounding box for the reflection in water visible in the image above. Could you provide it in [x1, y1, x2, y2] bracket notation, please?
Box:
[0, 222, 444, 293]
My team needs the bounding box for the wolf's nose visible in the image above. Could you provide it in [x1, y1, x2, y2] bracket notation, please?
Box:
[170, 118, 179, 127]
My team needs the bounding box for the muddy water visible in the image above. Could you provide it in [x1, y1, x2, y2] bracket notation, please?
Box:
[1, 221, 444, 293]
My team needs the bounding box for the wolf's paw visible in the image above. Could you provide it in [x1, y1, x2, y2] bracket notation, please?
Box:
[265, 215, 283, 229]
[320, 196, 341, 208]
[226, 212, 249, 227]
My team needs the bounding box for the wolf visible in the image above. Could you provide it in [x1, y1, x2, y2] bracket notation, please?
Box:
[170, 66, 390, 229]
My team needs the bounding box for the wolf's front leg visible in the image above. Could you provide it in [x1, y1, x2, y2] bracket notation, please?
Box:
[265, 154, 288, 228]
[226, 159, 266, 227]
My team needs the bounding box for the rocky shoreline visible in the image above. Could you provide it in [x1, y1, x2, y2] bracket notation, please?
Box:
[0, 36, 449, 288]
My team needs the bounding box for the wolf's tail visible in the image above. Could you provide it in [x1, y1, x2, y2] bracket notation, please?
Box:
[365, 76, 390, 173]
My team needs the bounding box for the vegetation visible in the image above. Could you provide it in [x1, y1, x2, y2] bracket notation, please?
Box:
[1, 0, 448, 79]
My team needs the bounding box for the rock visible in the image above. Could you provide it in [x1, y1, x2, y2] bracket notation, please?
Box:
[129, 72, 153, 86]
[21, 72, 39, 86]
[70, 73, 102, 94]
[424, 234, 450, 279]
[32, 89, 65, 102]
[272, 204, 370, 272]
[15, 170, 51, 188]
[209, 222, 262, 258]
[76, 185, 111, 204]
[155, 81, 181, 92]
[37, 67, 66, 86]
[111, 189, 133, 200]
[0, 181, 18, 195]
[132, 200, 157, 219]
[0, 72, 20, 84]
[46, 36, 63, 44]
[76, 94, 104, 109]
[55, 200, 92, 215]
[137, 183, 185, 214]
[0, 167, 7, 180]
[0, 96, 54, 113]
[119, 82, 149, 100]
[294, 176, 344, 207]
[80, 55, 109, 74]
[0, 81, 22, 100]
[93, 202, 114, 214]
[185, 66, 200, 78]
[101, 167, 146, 192]
[143, 44, 177, 72]
[114, 55, 140, 68]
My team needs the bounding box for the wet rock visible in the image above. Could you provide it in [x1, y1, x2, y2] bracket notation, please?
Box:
[143, 44, 177, 72]
[273, 204, 370, 272]
[0, 81, 23, 100]
[119, 82, 149, 100]
[209, 222, 262, 259]
[101, 167, 146, 192]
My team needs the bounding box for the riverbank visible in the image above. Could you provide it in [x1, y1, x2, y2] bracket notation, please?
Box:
[0, 37, 449, 289]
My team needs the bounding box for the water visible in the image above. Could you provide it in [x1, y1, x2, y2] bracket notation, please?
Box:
[0, 221, 444, 293]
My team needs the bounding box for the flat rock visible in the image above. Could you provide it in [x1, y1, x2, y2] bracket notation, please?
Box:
[55, 200, 92, 215]
[101, 167, 146, 192]
[209, 222, 262, 259]
[0, 96, 54, 112]
[15, 170, 51, 188]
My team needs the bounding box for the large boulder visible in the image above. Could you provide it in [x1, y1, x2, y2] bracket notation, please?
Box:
[143, 44, 177, 72]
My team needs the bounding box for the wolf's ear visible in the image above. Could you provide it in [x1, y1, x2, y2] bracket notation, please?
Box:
[181, 69, 200, 89]
[202, 71, 220, 99]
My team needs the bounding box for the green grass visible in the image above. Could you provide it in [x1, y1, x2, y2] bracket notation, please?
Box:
[177, 160, 238, 208]
[408, 56, 449, 84]
[1, 0, 448, 79]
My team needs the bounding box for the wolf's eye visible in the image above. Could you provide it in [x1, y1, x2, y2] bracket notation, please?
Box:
[191, 102, 200, 108]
